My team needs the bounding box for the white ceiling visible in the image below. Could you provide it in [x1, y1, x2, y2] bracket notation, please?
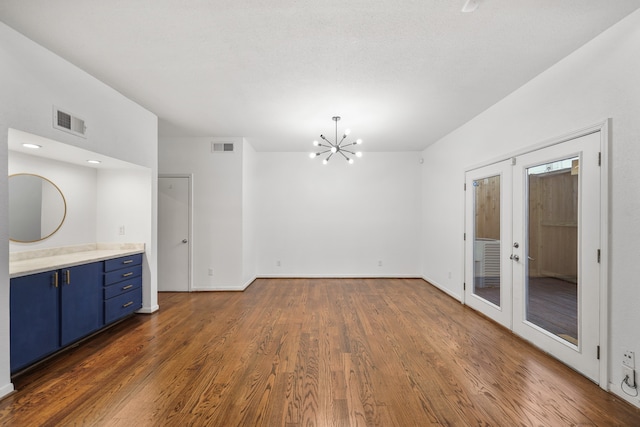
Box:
[1, 1, 639, 152]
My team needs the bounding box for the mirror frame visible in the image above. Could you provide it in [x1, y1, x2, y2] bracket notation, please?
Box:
[9, 173, 67, 243]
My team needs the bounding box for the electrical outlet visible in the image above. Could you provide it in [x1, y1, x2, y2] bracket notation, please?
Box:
[622, 350, 636, 388]
[208, 268, 213, 276]
[276, 260, 281, 267]
[378, 260, 383, 267]
[623, 365, 636, 388]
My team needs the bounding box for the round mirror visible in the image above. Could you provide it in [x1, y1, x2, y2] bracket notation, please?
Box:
[9, 173, 67, 243]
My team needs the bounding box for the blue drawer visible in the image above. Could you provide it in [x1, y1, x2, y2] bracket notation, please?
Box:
[104, 265, 142, 286]
[104, 276, 142, 300]
[104, 288, 142, 324]
[104, 254, 142, 272]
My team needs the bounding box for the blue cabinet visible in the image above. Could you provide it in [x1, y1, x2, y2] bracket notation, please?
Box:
[10, 271, 60, 373]
[60, 262, 104, 346]
[10, 262, 103, 372]
[10, 253, 144, 373]
[104, 254, 143, 325]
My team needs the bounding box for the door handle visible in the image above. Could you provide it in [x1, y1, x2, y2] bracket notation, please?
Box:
[510, 254, 520, 261]
[182, 239, 188, 244]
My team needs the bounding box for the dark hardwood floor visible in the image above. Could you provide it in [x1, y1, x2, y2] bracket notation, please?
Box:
[0, 278, 638, 426]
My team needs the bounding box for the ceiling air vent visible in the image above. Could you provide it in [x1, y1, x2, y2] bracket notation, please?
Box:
[211, 142, 234, 153]
[53, 106, 86, 138]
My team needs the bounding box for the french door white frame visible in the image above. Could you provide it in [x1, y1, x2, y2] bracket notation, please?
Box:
[462, 120, 610, 388]
[464, 160, 513, 329]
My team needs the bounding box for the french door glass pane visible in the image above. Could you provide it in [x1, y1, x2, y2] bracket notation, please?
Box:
[473, 175, 501, 307]
[526, 157, 579, 345]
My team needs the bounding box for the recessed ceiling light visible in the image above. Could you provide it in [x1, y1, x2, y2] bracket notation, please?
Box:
[22, 143, 42, 149]
[87, 160, 102, 164]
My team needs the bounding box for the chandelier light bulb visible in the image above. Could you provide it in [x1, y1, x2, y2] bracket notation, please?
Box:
[309, 116, 362, 164]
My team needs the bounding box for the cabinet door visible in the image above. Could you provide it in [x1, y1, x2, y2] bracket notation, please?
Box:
[60, 262, 104, 346]
[10, 271, 60, 372]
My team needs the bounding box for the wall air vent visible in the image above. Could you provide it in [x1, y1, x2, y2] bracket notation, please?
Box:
[53, 106, 86, 138]
[211, 142, 234, 153]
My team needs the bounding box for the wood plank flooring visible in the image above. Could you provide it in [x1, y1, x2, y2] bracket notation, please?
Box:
[1, 278, 638, 426]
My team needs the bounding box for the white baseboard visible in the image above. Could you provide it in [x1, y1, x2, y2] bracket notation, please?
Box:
[421, 275, 462, 302]
[191, 286, 246, 292]
[0, 382, 15, 399]
[137, 304, 159, 314]
[609, 381, 640, 409]
[256, 274, 421, 279]
[189, 276, 257, 292]
[243, 276, 257, 290]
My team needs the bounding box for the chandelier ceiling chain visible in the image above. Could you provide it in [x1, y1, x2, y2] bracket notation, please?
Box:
[309, 116, 362, 164]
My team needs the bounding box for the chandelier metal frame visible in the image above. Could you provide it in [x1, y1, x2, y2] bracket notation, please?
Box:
[310, 116, 362, 164]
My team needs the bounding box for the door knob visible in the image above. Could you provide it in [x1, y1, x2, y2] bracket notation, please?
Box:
[510, 254, 520, 261]
[182, 239, 188, 244]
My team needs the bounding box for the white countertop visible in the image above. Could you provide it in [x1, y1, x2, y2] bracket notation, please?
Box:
[10, 243, 144, 278]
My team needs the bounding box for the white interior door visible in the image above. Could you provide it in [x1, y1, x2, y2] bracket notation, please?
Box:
[464, 160, 513, 329]
[465, 131, 601, 382]
[158, 176, 191, 292]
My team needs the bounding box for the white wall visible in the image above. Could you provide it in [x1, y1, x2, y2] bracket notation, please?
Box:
[421, 10, 640, 407]
[8, 151, 97, 251]
[242, 140, 257, 286]
[159, 137, 244, 290]
[96, 169, 152, 244]
[96, 168, 154, 309]
[159, 142, 422, 285]
[255, 152, 423, 277]
[8, 157, 153, 311]
[0, 22, 158, 398]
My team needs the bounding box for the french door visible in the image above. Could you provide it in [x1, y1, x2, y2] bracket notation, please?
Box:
[464, 160, 513, 329]
[465, 131, 601, 382]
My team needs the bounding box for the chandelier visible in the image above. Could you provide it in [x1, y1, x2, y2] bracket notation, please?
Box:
[309, 116, 363, 164]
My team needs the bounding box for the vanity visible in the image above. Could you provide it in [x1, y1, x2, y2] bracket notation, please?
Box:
[10, 245, 145, 373]
[9, 170, 147, 374]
